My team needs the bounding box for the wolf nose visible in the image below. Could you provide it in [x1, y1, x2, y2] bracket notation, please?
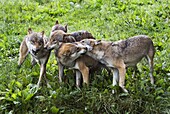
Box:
[32, 49, 39, 55]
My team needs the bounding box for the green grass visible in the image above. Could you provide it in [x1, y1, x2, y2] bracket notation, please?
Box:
[0, 0, 170, 113]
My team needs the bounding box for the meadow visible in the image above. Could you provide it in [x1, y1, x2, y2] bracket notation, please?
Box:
[0, 0, 170, 113]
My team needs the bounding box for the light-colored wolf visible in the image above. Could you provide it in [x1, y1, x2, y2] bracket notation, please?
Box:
[80, 35, 155, 93]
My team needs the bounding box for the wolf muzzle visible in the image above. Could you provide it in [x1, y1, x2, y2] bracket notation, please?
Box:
[32, 49, 40, 55]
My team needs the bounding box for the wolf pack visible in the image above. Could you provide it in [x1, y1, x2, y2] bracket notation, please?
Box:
[18, 20, 155, 94]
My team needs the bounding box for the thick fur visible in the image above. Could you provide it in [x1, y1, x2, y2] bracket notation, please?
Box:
[18, 28, 51, 88]
[68, 30, 95, 41]
[49, 29, 95, 44]
[49, 30, 76, 44]
[46, 29, 109, 87]
[54, 42, 96, 86]
[80, 35, 155, 93]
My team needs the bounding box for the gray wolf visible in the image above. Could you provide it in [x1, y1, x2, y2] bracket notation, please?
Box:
[80, 35, 155, 93]
[46, 29, 109, 87]
[18, 28, 51, 88]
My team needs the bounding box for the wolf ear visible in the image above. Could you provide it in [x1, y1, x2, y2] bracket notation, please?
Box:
[95, 40, 101, 45]
[65, 24, 68, 32]
[63, 36, 67, 43]
[55, 20, 59, 25]
[28, 28, 33, 34]
[41, 31, 45, 37]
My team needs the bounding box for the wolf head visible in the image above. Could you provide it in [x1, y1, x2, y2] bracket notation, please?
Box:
[51, 20, 67, 33]
[46, 30, 76, 50]
[58, 42, 88, 60]
[80, 39, 101, 51]
[27, 28, 45, 55]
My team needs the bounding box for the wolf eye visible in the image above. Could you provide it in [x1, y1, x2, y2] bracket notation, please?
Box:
[81, 40, 84, 43]
[77, 47, 81, 52]
[52, 39, 57, 43]
[53, 41, 57, 44]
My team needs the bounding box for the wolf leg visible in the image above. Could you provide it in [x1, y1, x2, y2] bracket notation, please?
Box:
[118, 62, 128, 93]
[75, 70, 82, 88]
[58, 62, 65, 83]
[112, 68, 119, 94]
[147, 43, 155, 84]
[37, 64, 45, 88]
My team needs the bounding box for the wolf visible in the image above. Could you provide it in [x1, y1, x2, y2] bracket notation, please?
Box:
[18, 28, 51, 88]
[47, 41, 95, 86]
[49, 30, 76, 43]
[80, 35, 155, 93]
[50, 19, 95, 42]
[50, 20, 67, 34]
[49, 29, 95, 43]
[46, 29, 110, 87]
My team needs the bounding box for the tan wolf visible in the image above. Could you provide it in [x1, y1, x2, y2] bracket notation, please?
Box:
[80, 35, 155, 93]
[50, 42, 94, 86]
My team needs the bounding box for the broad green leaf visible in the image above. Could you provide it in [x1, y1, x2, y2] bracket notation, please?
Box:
[11, 93, 17, 100]
[25, 93, 34, 101]
[51, 106, 59, 114]
[15, 81, 22, 89]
